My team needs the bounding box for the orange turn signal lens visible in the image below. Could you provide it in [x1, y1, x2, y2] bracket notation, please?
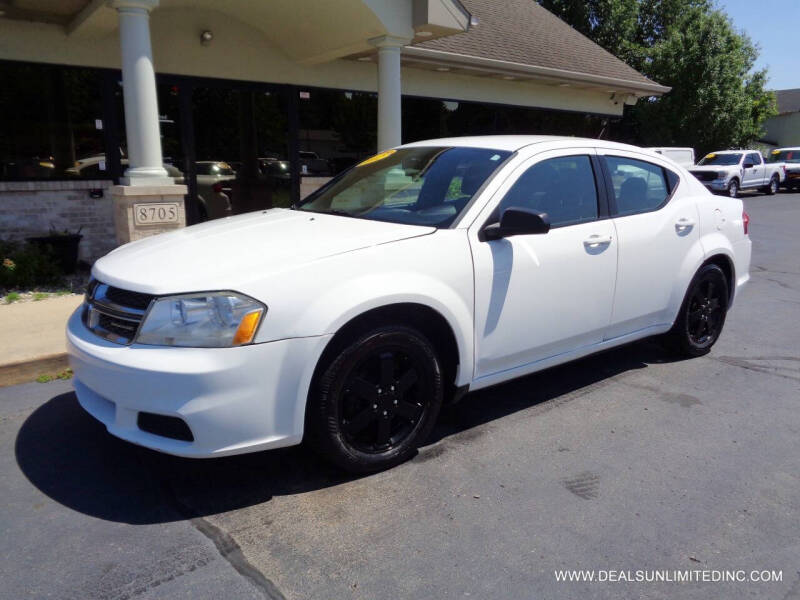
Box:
[232, 309, 263, 346]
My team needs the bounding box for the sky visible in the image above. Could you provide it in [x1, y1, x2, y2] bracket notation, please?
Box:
[716, 0, 800, 91]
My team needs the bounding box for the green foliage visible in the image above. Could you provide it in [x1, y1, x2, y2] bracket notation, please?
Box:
[0, 240, 64, 292]
[33, 292, 49, 301]
[4, 292, 20, 304]
[538, 0, 776, 154]
[36, 368, 73, 384]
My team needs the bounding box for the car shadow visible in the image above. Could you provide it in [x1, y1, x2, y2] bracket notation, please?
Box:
[15, 338, 682, 525]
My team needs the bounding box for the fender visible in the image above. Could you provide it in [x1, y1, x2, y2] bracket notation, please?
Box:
[298, 271, 474, 387]
[664, 231, 736, 329]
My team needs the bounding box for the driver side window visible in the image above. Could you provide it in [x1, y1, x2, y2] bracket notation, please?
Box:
[497, 155, 599, 228]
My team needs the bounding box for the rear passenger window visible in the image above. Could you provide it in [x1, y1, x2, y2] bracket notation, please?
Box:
[498, 155, 598, 228]
[605, 156, 670, 216]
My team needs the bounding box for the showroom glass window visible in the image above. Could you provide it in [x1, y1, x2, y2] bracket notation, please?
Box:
[0, 61, 107, 180]
[604, 156, 671, 216]
[298, 89, 377, 174]
[498, 155, 599, 227]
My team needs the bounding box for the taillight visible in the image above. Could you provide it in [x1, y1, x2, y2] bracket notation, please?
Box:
[742, 210, 750, 235]
[212, 182, 223, 194]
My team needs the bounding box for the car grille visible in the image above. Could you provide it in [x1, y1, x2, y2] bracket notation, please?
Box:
[83, 280, 155, 344]
[690, 171, 717, 182]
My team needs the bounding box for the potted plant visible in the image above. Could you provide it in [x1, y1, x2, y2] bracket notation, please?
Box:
[27, 225, 83, 274]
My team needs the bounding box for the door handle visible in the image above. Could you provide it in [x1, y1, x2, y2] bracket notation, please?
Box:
[583, 234, 613, 248]
[675, 217, 696, 232]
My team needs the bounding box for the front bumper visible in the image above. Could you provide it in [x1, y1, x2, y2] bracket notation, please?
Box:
[66, 307, 332, 458]
[703, 179, 729, 191]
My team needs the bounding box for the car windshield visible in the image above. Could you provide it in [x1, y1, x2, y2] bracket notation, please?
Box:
[697, 153, 742, 166]
[767, 150, 800, 163]
[296, 146, 511, 228]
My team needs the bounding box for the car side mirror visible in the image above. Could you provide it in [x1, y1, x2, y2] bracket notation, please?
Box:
[743, 162, 754, 169]
[482, 207, 550, 241]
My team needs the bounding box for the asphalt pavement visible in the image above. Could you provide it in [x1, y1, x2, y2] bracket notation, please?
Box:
[1, 192, 799, 600]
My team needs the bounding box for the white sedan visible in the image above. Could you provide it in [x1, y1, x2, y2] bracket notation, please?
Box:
[67, 136, 751, 473]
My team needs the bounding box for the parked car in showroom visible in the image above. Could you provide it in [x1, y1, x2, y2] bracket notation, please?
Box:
[689, 150, 782, 197]
[67, 136, 751, 473]
[766, 147, 800, 190]
[195, 160, 236, 220]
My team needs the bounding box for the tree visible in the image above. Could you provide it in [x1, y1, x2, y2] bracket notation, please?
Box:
[537, 0, 776, 154]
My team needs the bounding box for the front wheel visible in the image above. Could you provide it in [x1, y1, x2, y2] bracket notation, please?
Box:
[306, 325, 443, 473]
[664, 264, 729, 357]
[727, 179, 739, 198]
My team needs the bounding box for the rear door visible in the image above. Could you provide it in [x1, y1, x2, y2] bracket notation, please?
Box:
[599, 151, 701, 339]
[469, 149, 618, 380]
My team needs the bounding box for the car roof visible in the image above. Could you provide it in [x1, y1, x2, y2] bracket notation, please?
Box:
[707, 150, 748, 155]
[775, 147, 800, 151]
[399, 135, 648, 154]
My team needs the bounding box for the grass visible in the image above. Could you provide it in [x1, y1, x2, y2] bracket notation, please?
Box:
[55, 289, 71, 296]
[4, 292, 21, 304]
[32, 292, 49, 301]
[35, 368, 73, 383]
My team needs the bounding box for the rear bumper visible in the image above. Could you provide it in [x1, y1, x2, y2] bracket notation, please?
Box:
[66, 307, 332, 458]
[731, 238, 752, 307]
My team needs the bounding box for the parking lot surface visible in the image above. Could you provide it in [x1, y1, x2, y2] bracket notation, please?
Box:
[1, 193, 799, 600]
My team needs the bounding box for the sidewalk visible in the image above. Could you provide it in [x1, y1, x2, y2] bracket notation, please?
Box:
[0, 295, 83, 385]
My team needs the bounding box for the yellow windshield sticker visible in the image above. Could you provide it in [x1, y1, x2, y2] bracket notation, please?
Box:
[705, 153, 716, 159]
[771, 149, 780, 154]
[357, 149, 396, 167]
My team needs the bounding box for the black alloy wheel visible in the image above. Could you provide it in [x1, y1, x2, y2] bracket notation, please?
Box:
[665, 264, 729, 357]
[686, 279, 725, 346]
[307, 325, 443, 473]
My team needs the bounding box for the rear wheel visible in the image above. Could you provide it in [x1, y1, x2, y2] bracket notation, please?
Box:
[306, 325, 443, 473]
[766, 175, 779, 195]
[664, 264, 729, 357]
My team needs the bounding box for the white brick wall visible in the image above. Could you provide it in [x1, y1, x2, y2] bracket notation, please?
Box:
[0, 180, 116, 263]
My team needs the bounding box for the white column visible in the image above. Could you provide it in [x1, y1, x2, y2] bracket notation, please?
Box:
[109, 0, 170, 185]
[371, 36, 410, 152]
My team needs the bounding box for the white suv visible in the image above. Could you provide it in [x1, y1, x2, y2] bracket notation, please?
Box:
[67, 136, 752, 472]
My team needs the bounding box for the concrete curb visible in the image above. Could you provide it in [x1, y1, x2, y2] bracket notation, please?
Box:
[0, 353, 70, 388]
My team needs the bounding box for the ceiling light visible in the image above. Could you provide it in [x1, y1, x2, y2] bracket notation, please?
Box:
[417, 31, 433, 37]
[559, 83, 571, 87]
[200, 30, 213, 46]
[470, 16, 480, 27]
[436, 67, 451, 72]
[357, 56, 372, 62]
[502, 75, 516, 80]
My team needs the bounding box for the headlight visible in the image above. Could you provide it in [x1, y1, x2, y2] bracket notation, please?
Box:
[136, 292, 265, 348]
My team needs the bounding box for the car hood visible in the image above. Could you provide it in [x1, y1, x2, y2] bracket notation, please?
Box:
[93, 208, 435, 295]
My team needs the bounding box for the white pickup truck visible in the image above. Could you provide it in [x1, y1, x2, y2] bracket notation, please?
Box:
[689, 150, 782, 198]
[767, 147, 800, 191]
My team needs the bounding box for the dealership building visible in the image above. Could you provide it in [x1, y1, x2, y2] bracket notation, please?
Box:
[0, 0, 667, 262]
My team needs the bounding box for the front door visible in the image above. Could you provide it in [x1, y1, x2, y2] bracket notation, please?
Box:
[469, 150, 618, 381]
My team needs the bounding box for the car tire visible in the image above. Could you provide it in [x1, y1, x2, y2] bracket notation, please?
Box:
[664, 264, 729, 357]
[306, 325, 443, 473]
[727, 179, 739, 198]
[766, 175, 779, 195]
